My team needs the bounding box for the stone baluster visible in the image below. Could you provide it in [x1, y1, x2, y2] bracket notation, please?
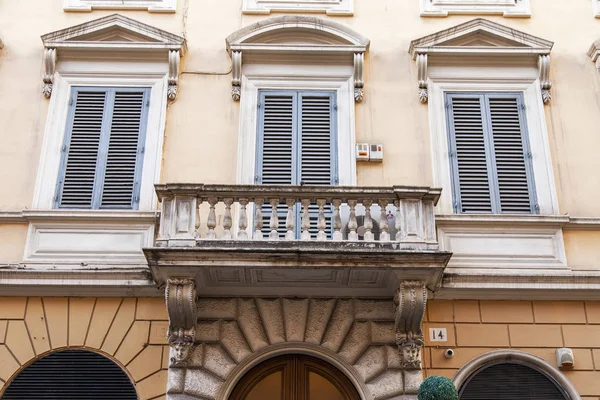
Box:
[347, 200, 358, 241]
[285, 198, 295, 240]
[253, 198, 264, 240]
[206, 198, 217, 239]
[222, 198, 233, 239]
[301, 199, 311, 240]
[269, 198, 279, 240]
[238, 198, 249, 240]
[395, 200, 404, 242]
[332, 199, 343, 241]
[363, 199, 374, 242]
[316, 199, 327, 241]
[194, 200, 201, 238]
[379, 199, 390, 241]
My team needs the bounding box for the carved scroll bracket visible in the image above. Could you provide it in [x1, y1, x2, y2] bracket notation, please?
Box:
[231, 50, 242, 101]
[168, 50, 181, 101]
[394, 280, 427, 370]
[166, 278, 197, 366]
[416, 53, 428, 103]
[42, 48, 56, 98]
[354, 52, 365, 102]
[538, 54, 551, 104]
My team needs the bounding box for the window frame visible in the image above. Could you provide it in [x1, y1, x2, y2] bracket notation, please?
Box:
[63, 0, 176, 12]
[33, 71, 168, 212]
[420, 0, 530, 17]
[445, 91, 538, 215]
[54, 86, 151, 210]
[429, 79, 558, 216]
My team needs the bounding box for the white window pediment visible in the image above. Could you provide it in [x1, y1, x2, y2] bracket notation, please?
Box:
[226, 16, 369, 102]
[420, 0, 530, 18]
[408, 18, 553, 104]
[64, 0, 176, 13]
[243, 0, 353, 16]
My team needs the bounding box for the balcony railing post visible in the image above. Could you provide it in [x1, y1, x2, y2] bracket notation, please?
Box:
[269, 198, 279, 240]
[206, 197, 217, 239]
[301, 199, 311, 240]
[285, 198, 295, 241]
[363, 199, 374, 242]
[332, 199, 342, 241]
[347, 200, 358, 241]
[253, 198, 264, 240]
[169, 195, 197, 247]
[316, 199, 327, 241]
[222, 198, 233, 240]
[238, 198, 249, 240]
[379, 199, 390, 241]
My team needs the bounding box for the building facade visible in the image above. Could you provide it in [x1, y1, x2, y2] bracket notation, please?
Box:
[0, 0, 600, 399]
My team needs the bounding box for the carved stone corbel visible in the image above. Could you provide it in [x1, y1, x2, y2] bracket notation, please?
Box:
[166, 278, 197, 366]
[394, 281, 427, 370]
[354, 52, 365, 102]
[416, 53, 428, 103]
[42, 48, 56, 98]
[538, 55, 551, 104]
[168, 50, 180, 100]
[231, 50, 242, 101]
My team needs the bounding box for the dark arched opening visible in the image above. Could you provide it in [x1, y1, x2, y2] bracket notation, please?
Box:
[2, 349, 138, 399]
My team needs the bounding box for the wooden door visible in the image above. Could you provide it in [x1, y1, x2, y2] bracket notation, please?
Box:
[230, 355, 360, 400]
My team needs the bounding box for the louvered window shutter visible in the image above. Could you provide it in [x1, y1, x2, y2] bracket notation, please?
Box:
[460, 362, 568, 400]
[256, 90, 337, 238]
[56, 87, 149, 210]
[446, 93, 537, 214]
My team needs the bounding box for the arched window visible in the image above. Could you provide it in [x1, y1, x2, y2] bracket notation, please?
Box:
[2, 349, 138, 399]
[230, 354, 360, 400]
[454, 351, 579, 400]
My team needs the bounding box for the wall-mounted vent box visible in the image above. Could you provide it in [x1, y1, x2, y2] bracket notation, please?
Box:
[356, 143, 383, 162]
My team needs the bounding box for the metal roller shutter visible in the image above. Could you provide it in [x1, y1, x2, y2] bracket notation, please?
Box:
[2, 349, 138, 399]
[459, 362, 568, 400]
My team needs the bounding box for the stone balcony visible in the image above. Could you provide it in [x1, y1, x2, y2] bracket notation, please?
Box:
[144, 184, 452, 297]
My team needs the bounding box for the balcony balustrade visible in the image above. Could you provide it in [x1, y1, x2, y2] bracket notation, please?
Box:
[154, 184, 441, 251]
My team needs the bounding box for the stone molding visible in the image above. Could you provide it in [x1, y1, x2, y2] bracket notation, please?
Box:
[225, 16, 369, 102]
[395, 281, 427, 370]
[166, 279, 197, 366]
[167, 297, 423, 400]
[40, 14, 185, 99]
[408, 18, 553, 104]
[242, 0, 354, 15]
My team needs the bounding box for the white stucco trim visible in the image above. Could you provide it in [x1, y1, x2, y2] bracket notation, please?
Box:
[218, 343, 370, 400]
[33, 62, 168, 212]
[236, 63, 357, 186]
[453, 350, 581, 400]
[428, 77, 559, 216]
[420, 0, 530, 17]
[593, 0, 600, 18]
[64, 0, 176, 12]
[242, 0, 353, 15]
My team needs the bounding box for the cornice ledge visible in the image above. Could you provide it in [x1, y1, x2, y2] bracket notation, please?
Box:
[588, 40, 600, 70]
[22, 209, 159, 223]
[565, 217, 600, 229]
[435, 214, 569, 227]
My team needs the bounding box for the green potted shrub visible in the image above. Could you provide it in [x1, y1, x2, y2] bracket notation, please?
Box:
[418, 376, 458, 400]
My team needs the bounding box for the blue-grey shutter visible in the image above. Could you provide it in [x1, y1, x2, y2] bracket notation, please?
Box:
[56, 87, 149, 210]
[488, 95, 537, 213]
[447, 94, 494, 213]
[446, 92, 536, 214]
[100, 90, 149, 209]
[256, 90, 336, 238]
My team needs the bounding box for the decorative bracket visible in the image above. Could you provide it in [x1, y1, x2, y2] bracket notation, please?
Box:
[231, 50, 242, 101]
[166, 278, 197, 366]
[168, 50, 181, 101]
[42, 48, 56, 98]
[538, 55, 551, 104]
[416, 53, 428, 103]
[354, 52, 365, 102]
[394, 281, 427, 370]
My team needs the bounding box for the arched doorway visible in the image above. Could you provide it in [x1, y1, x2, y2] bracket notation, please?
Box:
[2, 349, 138, 399]
[230, 354, 360, 400]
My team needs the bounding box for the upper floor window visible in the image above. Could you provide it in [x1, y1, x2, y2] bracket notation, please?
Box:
[64, 0, 176, 12]
[242, 0, 353, 15]
[420, 0, 530, 17]
[446, 92, 537, 214]
[56, 87, 150, 210]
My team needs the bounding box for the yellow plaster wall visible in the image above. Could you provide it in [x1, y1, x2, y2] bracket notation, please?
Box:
[0, 224, 28, 264]
[0, 297, 169, 400]
[425, 299, 600, 398]
[563, 230, 600, 271]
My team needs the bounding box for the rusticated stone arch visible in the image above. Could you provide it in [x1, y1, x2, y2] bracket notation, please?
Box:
[167, 297, 422, 400]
